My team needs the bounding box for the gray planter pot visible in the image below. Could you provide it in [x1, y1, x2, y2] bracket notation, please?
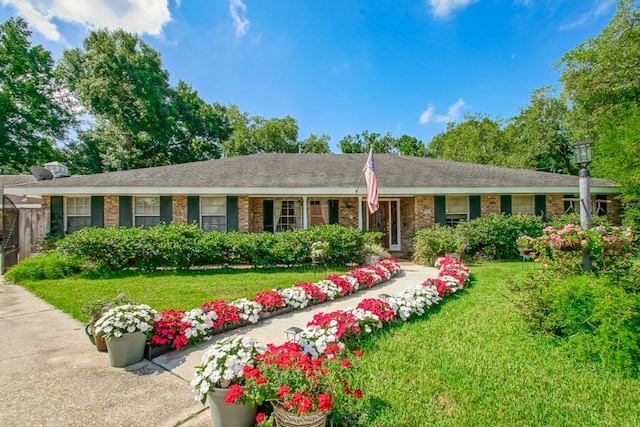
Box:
[106, 331, 146, 367]
[208, 387, 256, 427]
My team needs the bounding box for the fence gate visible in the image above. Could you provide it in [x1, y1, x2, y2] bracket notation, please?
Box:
[1, 195, 19, 274]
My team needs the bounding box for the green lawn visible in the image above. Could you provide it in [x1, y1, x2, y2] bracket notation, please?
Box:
[16, 267, 343, 322]
[348, 262, 640, 426]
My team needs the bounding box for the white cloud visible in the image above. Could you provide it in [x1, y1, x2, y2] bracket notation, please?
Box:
[559, 0, 616, 31]
[429, 0, 479, 18]
[229, 0, 250, 38]
[0, 0, 174, 41]
[419, 105, 435, 124]
[419, 99, 465, 124]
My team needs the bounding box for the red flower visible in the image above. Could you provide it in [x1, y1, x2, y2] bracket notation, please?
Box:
[277, 385, 291, 399]
[317, 393, 332, 412]
[354, 389, 363, 399]
[341, 359, 351, 368]
[256, 376, 267, 385]
[353, 350, 363, 357]
[224, 384, 243, 404]
[252, 290, 285, 312]
[294, 282, 326, 304]
[255, 412, 266, 424]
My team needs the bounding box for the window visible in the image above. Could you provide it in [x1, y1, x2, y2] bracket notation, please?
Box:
[445, 196, 468, 226]
[512, 195, 534, 214]
[276, 199, 301, 232]
[308, 199, 329, 226]
[66, 196, 91, 233]
[134, 196, 160, 227]
[201, 197, 227, 232]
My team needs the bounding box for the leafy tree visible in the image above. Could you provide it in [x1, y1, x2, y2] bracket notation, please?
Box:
[394, 134, 426, 157]
[505, 87, 576, 174]
[427, 113, 509, 165]
[339, 131, 396, 153]
[558, 0, 640, 226]
[0, 17, 74, 173]
[168, 81, 231, 164]
[222, 105, 299, 156]
[299, 133, 331, 153]
[58, 28, 176, 170]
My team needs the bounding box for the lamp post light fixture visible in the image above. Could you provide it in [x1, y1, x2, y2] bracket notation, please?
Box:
[284, 326, 303, 343]
[571, 140, 594, 272]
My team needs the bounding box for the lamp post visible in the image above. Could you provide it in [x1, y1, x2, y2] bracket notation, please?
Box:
[571, 140, 594, 272]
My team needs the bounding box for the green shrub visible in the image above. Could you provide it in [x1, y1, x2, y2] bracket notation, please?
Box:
[361, 231, 384, 246]
[412, 225, 467, 265]
[306, 224, 364, 265]
[457, 213, 544, 260]
[513, 271, 640, 376]
[5, 252, 82, 282]
[546, 213, 611, 229]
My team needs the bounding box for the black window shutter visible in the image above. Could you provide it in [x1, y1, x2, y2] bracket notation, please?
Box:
[596, 194, 608, 216]
[227, 196, 239, 231]
[329, 199, 339, 224]
[469, 196, 481, 220]
[160, 196, 173, 223]
[119, 196, 132, 227]
[91, 196, 104, 227]
[187, 196, 200, 225]
[500, 195, 512, 215]
[263, 200, 274, 233]
[534, 195, 546, 220]
[50, 196, 64, 237]
[434, 196, 446, 226]
[563, 195, 574, 213]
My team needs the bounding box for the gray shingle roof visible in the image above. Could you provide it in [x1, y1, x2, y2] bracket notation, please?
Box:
[4, 154, 616, 193]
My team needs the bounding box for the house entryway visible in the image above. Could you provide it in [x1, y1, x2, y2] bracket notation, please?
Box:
[366, 199, 401, 251]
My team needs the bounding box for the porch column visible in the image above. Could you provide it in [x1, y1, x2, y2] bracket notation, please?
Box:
[358, 196, 363, 231]
[302, 196, 308, 229]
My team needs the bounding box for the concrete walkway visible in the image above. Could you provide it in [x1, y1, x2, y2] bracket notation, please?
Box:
[0, 262, 437, 427]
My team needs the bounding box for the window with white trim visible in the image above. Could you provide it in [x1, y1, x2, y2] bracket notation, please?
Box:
[66, 196, 91, 233]
[276, 199, 301, 232]
[445, 196, 468, 226]
[201, 197, 227, 232]
[512, 195, 534, 214]
[134, 196, 160, 227]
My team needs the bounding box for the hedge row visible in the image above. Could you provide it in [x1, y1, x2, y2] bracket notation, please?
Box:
[56, 223, 367, 271]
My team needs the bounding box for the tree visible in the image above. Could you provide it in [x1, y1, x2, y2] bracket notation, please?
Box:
[168, 81, 231, 164]
[57, 28, 176, 170]
[221, 106, 299, 156]
[299, 133, 331, 153]
[426, 113, 509, 165]
[338, 131, 396, 153]
[558, 0, 640, 226]
[504, 87, 575, 174]
[0, 17, 74, 173]
[394, 134, 426, 157]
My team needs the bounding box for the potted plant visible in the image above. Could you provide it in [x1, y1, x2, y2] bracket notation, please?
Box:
[226, 342, 363, 427]
[94, 303, 158, 367]
[82, 293, 135, 352]
[191, 336, 266, 427]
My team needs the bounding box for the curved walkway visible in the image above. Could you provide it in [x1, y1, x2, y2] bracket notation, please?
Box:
[0, 262, 437, 427]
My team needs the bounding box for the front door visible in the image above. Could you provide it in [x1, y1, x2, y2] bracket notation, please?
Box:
[369, 201, 390, 248]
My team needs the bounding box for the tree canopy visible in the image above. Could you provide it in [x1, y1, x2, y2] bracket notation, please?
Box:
[0, 17, 75, 173]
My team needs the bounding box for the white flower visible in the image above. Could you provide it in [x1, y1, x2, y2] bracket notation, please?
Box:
[94, 303, 158, 339]
[231, 298, 261, 324]
[279, 286, 311, 309]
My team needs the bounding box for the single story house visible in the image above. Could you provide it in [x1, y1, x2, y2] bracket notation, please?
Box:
[4, 153, 620, 255]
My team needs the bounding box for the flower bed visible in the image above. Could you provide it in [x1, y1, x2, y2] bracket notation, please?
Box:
[191, 255, 470, 425]
[145, 258, 401, 356]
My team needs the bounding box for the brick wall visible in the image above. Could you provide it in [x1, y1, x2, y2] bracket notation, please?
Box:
[238, 196, 250, 232]
[250, 197, 265, 232]
[481, 195, 501, 216]
[546, 194, 566, 218]
[607, 195, 623, 224]
[41, 195, 50, 209]
[413, 195, 434, 229]
[338, 197, 359, 228]
[104, 196, 119, 227]
[172, 195, 187, 223]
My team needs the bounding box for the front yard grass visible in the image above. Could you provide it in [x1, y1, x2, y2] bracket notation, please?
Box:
[15, 267, 344, 322]
[348, 262, 640, 426]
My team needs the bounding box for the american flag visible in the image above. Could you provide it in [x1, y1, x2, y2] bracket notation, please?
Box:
[363, 148, 379, 214]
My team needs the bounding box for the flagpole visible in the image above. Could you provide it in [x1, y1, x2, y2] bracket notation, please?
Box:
[354, 168, 365, 194]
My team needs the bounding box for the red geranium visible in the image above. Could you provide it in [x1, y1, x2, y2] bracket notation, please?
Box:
[150, 309, 190, 350]
[252, 290, 285, 312]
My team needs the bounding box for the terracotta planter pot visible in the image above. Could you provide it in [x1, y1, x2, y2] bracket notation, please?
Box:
[207, 387, 256, 427]
[105, 331, 146, 367]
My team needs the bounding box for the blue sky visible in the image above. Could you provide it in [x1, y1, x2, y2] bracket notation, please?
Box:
[0, 0, 618, 152]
